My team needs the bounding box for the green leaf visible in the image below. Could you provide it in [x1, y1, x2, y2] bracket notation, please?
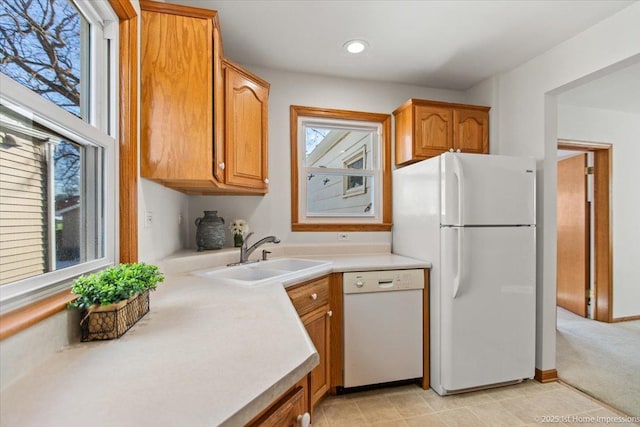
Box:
[68, 263, 164, 309]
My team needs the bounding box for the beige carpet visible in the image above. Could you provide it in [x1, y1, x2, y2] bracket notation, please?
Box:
[556, 307, 640, 417]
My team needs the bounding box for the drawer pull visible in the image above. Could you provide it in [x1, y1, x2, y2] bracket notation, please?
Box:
[310, 293, 318, 300]
[327, 310, 333, 317]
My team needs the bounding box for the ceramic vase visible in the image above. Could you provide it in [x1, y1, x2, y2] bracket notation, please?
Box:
[195, 211, 225, 251]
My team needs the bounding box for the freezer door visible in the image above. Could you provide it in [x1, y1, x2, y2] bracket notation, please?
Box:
[441, 153, 536, 226]
[440, 226, 536, 393]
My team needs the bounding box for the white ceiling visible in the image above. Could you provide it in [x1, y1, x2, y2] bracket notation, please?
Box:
[169, 0, 634, 90]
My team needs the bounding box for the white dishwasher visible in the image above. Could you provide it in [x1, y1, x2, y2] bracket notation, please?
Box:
[343, 269, 424, 388]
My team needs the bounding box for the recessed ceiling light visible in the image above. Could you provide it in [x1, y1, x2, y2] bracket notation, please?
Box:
[344, 39, 368, 54]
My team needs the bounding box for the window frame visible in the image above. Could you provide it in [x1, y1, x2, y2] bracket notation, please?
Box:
[290, 105, 392, 232]
[0, 0, 119, 313]
[343, 144, 367, 198]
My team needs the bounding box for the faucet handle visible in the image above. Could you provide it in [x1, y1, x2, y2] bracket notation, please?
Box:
[262, 250, 271, 261]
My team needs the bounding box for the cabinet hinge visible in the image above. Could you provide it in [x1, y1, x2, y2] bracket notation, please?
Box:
[585, 166, 594, 175]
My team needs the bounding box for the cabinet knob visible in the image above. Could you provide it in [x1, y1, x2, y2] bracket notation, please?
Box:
[449, 148, 454, 152]
[297, 412, 311, 427]
[310, 293, 318, 300]
[456, 148, 461, 153]
[327, 310, 333, 317]
[264, 178, 269, 184]
[218, 162, 225, 170]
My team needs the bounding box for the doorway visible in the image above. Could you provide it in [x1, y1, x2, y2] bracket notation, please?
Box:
[556, 139, 612, 322]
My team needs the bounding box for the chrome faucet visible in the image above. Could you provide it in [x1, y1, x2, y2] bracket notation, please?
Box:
[236, 232, 281, 264]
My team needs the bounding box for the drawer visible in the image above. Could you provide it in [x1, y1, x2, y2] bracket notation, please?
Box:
[287, 276, 329, 317]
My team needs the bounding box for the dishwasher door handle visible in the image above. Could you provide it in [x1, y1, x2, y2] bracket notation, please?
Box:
[378, 280, 394, 289]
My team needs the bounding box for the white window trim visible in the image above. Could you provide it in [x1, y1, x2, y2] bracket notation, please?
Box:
[0, 0, 119, 313]
[297, 116, 382, 224]
[342, 145, 367, 198]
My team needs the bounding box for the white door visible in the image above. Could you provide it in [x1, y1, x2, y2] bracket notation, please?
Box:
[440, 226, 536, 392]
[441, 153, 536, 226]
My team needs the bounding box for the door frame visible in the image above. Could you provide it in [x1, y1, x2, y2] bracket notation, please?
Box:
[557, 139, 612, 322]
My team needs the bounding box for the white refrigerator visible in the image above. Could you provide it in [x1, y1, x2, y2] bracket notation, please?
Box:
[392, 152, 536, 395]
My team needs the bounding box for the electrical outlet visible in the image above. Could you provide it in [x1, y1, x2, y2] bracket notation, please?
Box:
[144, 211, 153, 228]
[337, 232, 349, 241]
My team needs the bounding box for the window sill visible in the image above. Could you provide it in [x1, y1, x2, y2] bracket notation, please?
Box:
[0, 290, 77, 341]
[291, 222, 392, 232]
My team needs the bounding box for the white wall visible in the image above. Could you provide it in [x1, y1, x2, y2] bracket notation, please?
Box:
[557, 105, 640, 319]
[472, 2, 640, 372]
[465, 75, 500, 152]
[138, 179, 189, 262]
[186, 69, 466, 252]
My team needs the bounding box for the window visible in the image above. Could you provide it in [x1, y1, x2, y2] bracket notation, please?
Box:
[290, 106, 391, 231]
[343, 144, 367, 197]
[0, 0, 117, 312]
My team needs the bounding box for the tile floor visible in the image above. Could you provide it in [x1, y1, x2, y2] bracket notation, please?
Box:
[313, 380, 639, 426]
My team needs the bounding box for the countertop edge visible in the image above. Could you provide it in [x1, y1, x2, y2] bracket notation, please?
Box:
[223, 352, 319, 427]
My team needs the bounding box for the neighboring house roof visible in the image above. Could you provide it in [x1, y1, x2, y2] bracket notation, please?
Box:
[55, 195, 80, 215]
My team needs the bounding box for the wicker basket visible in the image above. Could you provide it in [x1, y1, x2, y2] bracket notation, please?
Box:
[80, 291, 150, 341]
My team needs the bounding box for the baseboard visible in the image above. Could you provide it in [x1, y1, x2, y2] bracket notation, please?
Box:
[535, 368, 559, 383]
[612, 315, 640, 322]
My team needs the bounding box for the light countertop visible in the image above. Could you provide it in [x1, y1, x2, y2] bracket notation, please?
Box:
[0, 250, 429, 427]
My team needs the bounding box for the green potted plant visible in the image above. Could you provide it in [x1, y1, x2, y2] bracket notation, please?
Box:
[69, 263, 164, 341]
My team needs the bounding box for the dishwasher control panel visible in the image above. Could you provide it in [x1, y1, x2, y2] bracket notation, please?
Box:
[343, 269, 424, 294]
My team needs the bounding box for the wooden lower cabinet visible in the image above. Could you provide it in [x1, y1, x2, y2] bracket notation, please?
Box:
[422, 268, 430, 390]
[301, 304, 331, 406]
[286, 276, 332, 408]
[246, 377, 310, 427]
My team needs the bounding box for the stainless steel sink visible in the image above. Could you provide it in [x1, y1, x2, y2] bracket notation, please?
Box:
[197, 258, 330, 285]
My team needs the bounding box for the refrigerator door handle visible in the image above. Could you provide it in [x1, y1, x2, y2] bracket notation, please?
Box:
[452, 155, 465, 225]
[453, 227, 464, 299]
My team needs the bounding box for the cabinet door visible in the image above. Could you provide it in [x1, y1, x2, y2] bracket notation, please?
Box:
[453, 108, 489, 154]
[141, 9, 213, 181]
[224, 64, 269, 189]
[414, 105, 452, 159]
[302, 305, 331, 407]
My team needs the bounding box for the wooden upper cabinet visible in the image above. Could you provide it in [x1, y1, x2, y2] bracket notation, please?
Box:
[140, 5, 214, 182]
[453, 108, 489, 154]
[394, 99, 489, 166]
[140, 0, 270, 195]
[223, 60, 270, 190]
[414, 105, 453, 159]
